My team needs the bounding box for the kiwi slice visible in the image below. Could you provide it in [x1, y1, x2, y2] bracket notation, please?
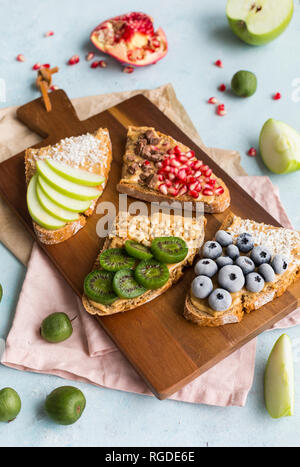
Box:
[113, 269, 147, 299]
[135, 259, 170, 290]
[151, 237, 188, 263]
[99, 248, 136, 272]
[125, 240, 153, 261]
[84, 270, 118, 305]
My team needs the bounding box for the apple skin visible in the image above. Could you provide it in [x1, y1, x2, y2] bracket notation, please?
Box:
[226, 1, 294, 46]
[259, 119, 300, 174]
[264, 334, 294, 419]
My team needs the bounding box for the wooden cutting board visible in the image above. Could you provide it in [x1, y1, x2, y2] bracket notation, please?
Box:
[0, 89, 299, 400]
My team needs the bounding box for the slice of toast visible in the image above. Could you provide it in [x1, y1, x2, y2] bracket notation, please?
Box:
[184, 213, 300, 327]
[82, 211, 206, 316]
[117, 126, 230, 213]
[25, 128, 112, 244]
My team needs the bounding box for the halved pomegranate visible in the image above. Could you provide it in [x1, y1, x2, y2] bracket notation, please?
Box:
[90, 12, 168, 67]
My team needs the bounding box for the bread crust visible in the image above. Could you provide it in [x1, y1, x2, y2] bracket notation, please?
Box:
[117, 126, 230, 213]
[184, 214, 300, 327]
[25, 128, 112, 245]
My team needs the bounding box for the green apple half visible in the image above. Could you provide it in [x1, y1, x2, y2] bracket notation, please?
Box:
[36, 182, 80, 223]
[45, 159, 105, 187]
[37, 161, 101, 201]
[27, 174, 66, 230]
[264, 334, 294, 419]
[260, 118, 300, 174]
[38, 176, 92, 213]
[226, 0, 294, 46]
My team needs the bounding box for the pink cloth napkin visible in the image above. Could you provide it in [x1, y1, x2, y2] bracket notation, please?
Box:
[2, 176, 299, 407]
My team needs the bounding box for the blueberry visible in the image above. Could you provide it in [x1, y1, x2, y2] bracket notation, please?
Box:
[202, 241, 222, 260]
[218, 265, 245, 293]
[271, 255, 289, 274]
[194, 259, 218, 277]
[215, 230, 233, 247]
[208, 288, 232, 312]
[216, 256, 234, 268]
[191, 275, 213, 299]
[226, 244, 240, 260]
[245, 272, 265, 293]
[250, 246, 271, 266]
[236, 233, 254, 253]
[258, 263, 276, 283]
[235, 256, 255, 275]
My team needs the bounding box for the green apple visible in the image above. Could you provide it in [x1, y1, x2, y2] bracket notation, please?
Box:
[226, 0, 294, 46]
[27, 174, 66, 230]
[260, 118, 300, 174]
[264, 334, 294, 419]
[45, 159, 105, 187]
[36, 182, 80, 223]
[38, 176, 92, 213]
[36, 161, 101, 201]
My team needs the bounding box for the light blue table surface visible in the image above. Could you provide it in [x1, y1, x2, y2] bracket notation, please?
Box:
[0, 0, 300, 447]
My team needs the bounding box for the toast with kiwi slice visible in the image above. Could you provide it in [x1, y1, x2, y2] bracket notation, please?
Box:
[25, 128, 112, 245]
[184, 213, 300, 327]
[116, 126, 230, 213]
[82, 211, 206, 316]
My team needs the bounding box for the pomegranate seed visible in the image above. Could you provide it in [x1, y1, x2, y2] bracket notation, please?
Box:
[215, 59, 224, 68]
[247, 147, 257, 157]
[32, 63, 41, 70]
[152, 39, 160, 48]
[91, 61, 99, 68]
[193, 170, 202, 178]
[273, 92, 281, 100]
[144, 160, 150, 165]
[158, 175, 164, 181]
[194, 181, 202, 192]
[178, 155, 188, 163]
[200, 164, 209, 173]
[156, 162, 163, 169]
[177, 169, 187, 181]
[219, 84, 226, 92]
[159, 184, 168, 195]
[206, 178, 216, 186]
[98, 60, 107, 68]
[68, 55, 80, 65]
[42, 63, 50, 68]
[165, 179, 172, 187]
[174, 182, 181, 190]
[208, 97, 218, 104]
[86, 52, 95, 61]
[170, 159, 181, 168]
[45, 31, 54, 37]
[178, 186, 188, 197]
[123, 66, 134, 73]
[50, 85, 59, 91]
[191, 160, 202, 170]
[164, 165, 171, 173]
[162, 158, 170, 166]
[174, 146, 181, 155]
[168, 187, 179, 197]
[202, 188, 214, 196]
[16, 54, 25, 62]
[185, 151, 195, 159]
[188, 182, 197, 191]
[204, 168, 212, 177]
[187, 176, 196, 184]
[189, 190, 199, 199]
[217, 104, 227, 116]
[214, 186, 224, 195]
[168, 173, 176, 181]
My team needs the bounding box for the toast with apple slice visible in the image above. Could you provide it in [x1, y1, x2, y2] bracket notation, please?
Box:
[117, 126, 230, 213]
[25, 128, 112, 245]
[184, 213, 300, 327]
[82, 210, 206, 316]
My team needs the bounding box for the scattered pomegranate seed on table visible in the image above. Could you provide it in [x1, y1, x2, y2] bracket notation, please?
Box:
[273, 92, 282, 100]
[219, 83, 226, 92]
[247, 147, 257, 157]
[50, 85, 59, 91]
[123, 66, 134, 73]
[32, 63, 41, 70]
[68, 55, 80, 65]
[45, 31, 54, 37]
[86, 52, 95, 61]
[42, 63, 50, 68]
[90, 61, 99, 68]
[16, 54, 25, 62]
[216, 104, 227, 116]
[215, 59, 224, 68]
[208, 97, 218, 104]
[98, 60, 107, 68]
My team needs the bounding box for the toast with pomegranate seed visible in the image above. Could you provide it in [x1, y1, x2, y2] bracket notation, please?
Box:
[184, 213, 300, 327]
[25, 128, 112, 245]
[82, 211, 206, 316]
[116, 126, 230, 213]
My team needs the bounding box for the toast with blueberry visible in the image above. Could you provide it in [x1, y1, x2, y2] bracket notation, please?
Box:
[184, 213, 300, 326]
[25, 129, 112, 245]
[116, 126, 230, 213]
[82, 211, 206, 316]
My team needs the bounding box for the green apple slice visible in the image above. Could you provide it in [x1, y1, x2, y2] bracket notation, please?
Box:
[226, 0, 294, 46]
[27, 175, 66, 230]
[260, 118, 300, 174]
[37, 161, 101, 201]
[36, 182, 80, 222]
[264, 334, 294, 419]
[38, 176, 92, 213]
[45, 159, 105, 187]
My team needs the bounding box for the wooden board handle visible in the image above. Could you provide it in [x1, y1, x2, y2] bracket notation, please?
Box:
[16, 90, 80, 140]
